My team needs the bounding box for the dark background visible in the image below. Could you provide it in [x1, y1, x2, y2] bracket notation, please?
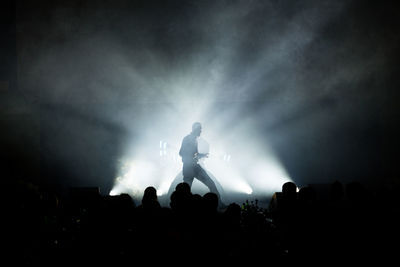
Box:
[1, 0, 399, 197]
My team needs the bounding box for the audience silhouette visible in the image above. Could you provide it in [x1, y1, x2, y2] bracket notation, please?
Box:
[8, 176, 397, 265]
[137, 186, 161, 211]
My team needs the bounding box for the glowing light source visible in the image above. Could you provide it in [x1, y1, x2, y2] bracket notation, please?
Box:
[232, 180, 253, 195]
[109, 189, 118, 196]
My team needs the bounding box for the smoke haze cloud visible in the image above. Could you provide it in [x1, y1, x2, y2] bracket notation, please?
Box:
[11, 0, 400, 195]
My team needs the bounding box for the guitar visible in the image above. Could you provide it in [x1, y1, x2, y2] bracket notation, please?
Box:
[193, 152, 209, 163]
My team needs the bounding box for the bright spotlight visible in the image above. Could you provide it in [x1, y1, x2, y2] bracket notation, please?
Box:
[109, 189, 119, 196]
[230, 180, 253, 195]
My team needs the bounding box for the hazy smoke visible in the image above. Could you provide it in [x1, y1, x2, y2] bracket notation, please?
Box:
[15, 0, 399, 193]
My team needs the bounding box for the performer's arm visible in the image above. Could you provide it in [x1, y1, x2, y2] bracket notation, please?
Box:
[179, 138, 187, 158]
[196, 153, 209, 159]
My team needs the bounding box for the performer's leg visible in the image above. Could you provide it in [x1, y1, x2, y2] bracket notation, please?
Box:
[195, 165, 222, 202]
[183, 176, 194, 187]
[182, 164, 195, 187]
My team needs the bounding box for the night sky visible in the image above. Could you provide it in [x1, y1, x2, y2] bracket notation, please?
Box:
[2, 0, 399, 196]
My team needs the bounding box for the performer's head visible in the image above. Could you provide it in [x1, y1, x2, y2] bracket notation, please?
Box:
[191, 122, 202, 137]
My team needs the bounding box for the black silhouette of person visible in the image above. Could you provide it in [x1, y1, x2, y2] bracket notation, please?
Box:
[179, 122, 224, 207]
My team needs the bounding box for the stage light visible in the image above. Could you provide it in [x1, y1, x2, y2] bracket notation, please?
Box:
[232, 180, 253, 195]
[109, 189, 118, 196]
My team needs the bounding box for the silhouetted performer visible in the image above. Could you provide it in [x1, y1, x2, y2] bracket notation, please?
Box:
[179, 122, 223, 206]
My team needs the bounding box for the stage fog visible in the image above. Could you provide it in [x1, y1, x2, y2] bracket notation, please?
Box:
[4, 0, 398, 205]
